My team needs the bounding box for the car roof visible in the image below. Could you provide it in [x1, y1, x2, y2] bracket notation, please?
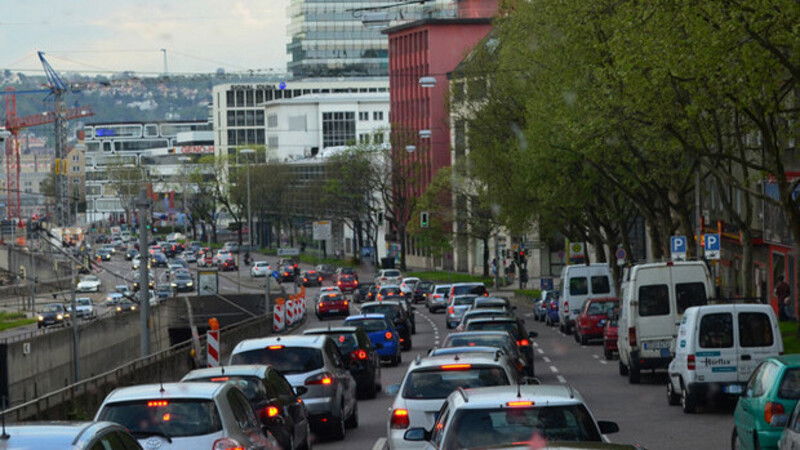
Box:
[304, 326, 360, 334]
[430, 346, 502, 356]
[181, 364, 270, 380]
[233, 334, 328, 354]
[448, 385, 585, 409]
[450, 282, 485, 287]
[345, 314, 388, 321]
[469, 317, 517, 324]
[362, 301, 402, 307]
[409, 352, 510, 370]
[772, 354, 800, 367]
[103, 382, 225, 403]
[446, 331, 514, 340]
[2, 422, 127, 446]
[465, 308, 509, 316]
[379, 284, 401, 289]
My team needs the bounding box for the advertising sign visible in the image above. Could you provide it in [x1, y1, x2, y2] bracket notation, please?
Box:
[312, 220, 332, 240]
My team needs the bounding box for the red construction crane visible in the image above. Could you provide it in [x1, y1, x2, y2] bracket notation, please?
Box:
[3, 89, 93, 219]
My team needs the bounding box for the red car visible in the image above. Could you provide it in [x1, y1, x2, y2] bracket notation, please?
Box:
[337, 274, 359, 293]
[574, 297, 619, 345]
[603, 317, 618, 360]
[316, 293, 350, 319]
[219, 257, 238, 272]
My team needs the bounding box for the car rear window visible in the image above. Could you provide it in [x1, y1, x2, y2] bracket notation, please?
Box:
[403, 366, 509, 399]
[639, 284, 669, 316]
[676, 282, 708, 313]
[453, 285, 488, 296]
[738, 312, 774, 348]
[230, 346, 324, 374]
[467, 321, 521, 339]
[347, 319, 389, 333]
[569, 277, 588, 295]
[186, 375, 266, 402]
[779, 368, 800, 399]
[380, 287, 400, 295]
[362, 304, 401, 318]
[98, 399, 222, 438]
[586, 300, 617, 315]
[454, 296, 477, 306]
[446, 335, 512, 350]
[384, 270, 400, 277]
[435, 286, 451, 294]
[698, 313, 733, 348]
[590, 276, 611, 294]
[326, 333, 359, 353]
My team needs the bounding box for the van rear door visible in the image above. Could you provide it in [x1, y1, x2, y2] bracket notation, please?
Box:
[694, 309, 738, 388]
[636, 282, 674, 359]
[736, 305, 782, 384]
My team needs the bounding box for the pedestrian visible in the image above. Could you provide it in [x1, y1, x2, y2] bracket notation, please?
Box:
[776, 276, 792, 320]
[491, 258, 498, 277]
[520, 268, 528, 289]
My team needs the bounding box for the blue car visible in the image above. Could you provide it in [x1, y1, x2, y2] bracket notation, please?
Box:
[545, 297, 560, 326]
[344, 313, 402, 366]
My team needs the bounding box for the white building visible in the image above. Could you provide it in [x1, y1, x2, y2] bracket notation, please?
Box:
[211, 78, 389, 159]
[264, 92, 390, 161]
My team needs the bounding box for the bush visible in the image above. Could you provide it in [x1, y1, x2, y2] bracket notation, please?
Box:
[298, 254, 357, 268]
[780, 321, 800, 354]
[514, 289, 542, 299]
[406, 271, 494, 285]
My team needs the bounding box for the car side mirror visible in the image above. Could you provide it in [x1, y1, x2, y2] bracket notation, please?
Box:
[404, 427, 429, 441]
[598, 421, 619, 434]
[528, 331, 538, 339]
[771, 414, 789, 427]
[386, 383, 401, 395]
[293, 386, 308, 397]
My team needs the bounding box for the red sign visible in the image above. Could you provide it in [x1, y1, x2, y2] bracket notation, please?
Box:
[178, 145, 214, 154]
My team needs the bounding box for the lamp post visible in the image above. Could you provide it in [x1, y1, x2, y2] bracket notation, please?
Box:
[239, 149, 255, 250]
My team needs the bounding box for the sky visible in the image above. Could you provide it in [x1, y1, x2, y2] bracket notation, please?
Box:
[0, 0, 291, 76]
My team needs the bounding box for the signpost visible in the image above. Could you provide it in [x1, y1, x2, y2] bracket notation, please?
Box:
[615, 248, 627, 266]
[704, 233, 721, 260]
[198, 270, 219, 296]
[277, 247, 300, 256]
[670, 236, 687, 261]
[312, 220, 332, 241]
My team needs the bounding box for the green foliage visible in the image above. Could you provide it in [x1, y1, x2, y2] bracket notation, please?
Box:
[513, 289, 542, 299]
[405, 271, 493, 285]
[298, 254, 358, 268]
[0, 313, 36, 332]
[408, 168, 454, 257]
[780, 321, 800, 355]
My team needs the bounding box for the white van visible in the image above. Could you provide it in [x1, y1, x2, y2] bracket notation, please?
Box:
[667, 304, 782, 413]
[558, 264, 616, 334]
[618, 261, 713, 383]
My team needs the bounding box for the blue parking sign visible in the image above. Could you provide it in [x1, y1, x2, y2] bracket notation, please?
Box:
[705, 233, 721, 260]
[670, 236, 687, 260]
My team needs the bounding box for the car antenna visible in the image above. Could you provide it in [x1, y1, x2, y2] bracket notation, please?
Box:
[0, 396, 8, 439]
[516, 380, 522, 398]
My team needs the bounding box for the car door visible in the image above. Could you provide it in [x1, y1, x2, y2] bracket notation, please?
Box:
[270, 369, 306, 443]
[737, 362, 778, 446]
[88, 430, 143, 450]
[635, 282, 674, 359]
[227, 388, 271, 448]
[779, 401, 800, 450]
[329, 341, 356, 416]
[737, 307, 781, 383]
[694, 310, 737, 388]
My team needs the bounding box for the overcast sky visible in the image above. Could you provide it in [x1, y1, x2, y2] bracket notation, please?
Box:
[0, 0, 291, 75]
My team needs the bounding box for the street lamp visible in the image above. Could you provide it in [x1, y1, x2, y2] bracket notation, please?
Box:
[239, 149, 255, 251]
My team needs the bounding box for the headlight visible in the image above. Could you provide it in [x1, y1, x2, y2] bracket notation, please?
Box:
[131, 306, 137, 310]
[116, 307, 121, 312]
[171, 283, 177, 287]
[56, 314, 63, 320]
[186, 282, 193, 286]
[37, 315, 43, 321]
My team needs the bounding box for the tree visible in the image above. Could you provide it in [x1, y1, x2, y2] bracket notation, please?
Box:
[105, 157, 145, 226]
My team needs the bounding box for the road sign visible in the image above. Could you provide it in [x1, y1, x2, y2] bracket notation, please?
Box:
[277, 247, 300, 256]
[197, 270, 219, 296]
[312, 220, 332, 240]
[615, 248, 626, 266]
[704, 233, 721, 260]
[670, 236, 687, 261]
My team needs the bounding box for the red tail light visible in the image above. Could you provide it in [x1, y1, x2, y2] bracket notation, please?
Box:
[441, 364, 472, 370]
[517, 339, 530, 346]
[304, 278, 308, 282]
[305, 373, 334, 385]
[390, 409, 410, 429]
[318, 277, 322, 281]
[147, 400, 168, 407]
[352, 349, 368, 360]
[355, 280, 359, 286]
[687, 354, 695, 370]
[337, 281, 342, 285]
[628, 327, 637, 347]
[765, 402, 785, 425]
[448, 306, 455, 314]
[385, 331, 393, 340]
[506, 400, 534, 407]
[258, 405, 280, 419]
[343, 301, 349, 306]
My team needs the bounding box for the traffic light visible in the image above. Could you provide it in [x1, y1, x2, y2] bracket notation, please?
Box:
[420, 211, 429, 228]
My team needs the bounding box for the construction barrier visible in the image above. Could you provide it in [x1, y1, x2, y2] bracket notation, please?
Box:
[207, 317, 220, 367]
[285, 298, 296, 325]
[273, 298, 285, 333]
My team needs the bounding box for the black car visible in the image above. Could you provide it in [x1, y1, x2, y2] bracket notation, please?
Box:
[414, 280, 434, 303]
[360, 301, 412, 350]
[37, 303, 67, 328]
[303, 326, 381, 399]
[301, 270, 323, 287]
[278, 265, 296, 282]
[315, 264, 335, 280]
[181, 365, 311, 450]
[384, 295, 416, 333]
[354, 282, 375, 303]
[124, 248, 138, 261]
[171, 273, 194, 292]
[95, 249, 112, 261]
[464, 316, 538, 376]
[150, 252, 168, 267]
[132, 273, 155, 291]
[115, 300, 137, 313]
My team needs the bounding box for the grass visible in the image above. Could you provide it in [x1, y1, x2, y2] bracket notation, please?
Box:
[780, 321, 800, 354]
[406, 271, 494, 285]
[298, 254, 358, 268]
[0, 312, 36, 331]
[514, 289, 542, 299]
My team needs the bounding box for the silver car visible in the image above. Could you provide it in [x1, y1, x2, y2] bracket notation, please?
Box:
[95, 382, 280, 449]
[229, 334, 359, 441]
[426, 284, 452, 313]
[446, 295, 478, 329]
[0, 422, 142, 449]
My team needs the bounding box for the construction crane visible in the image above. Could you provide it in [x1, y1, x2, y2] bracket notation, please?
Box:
[0, 52, 93, 222]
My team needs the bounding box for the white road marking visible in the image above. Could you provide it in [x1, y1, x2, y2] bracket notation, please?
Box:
[599, 360, 608, 365]
[536, 348, 544, 354]
[592, 354, 599, 359]
[542, 356, 551, 363]
[372, 437, 388, 450]
[556, 375, 567, 384]
[532, 342, 539, 348]
[419, 310, 441, 346]
[549, 365, 559, 373]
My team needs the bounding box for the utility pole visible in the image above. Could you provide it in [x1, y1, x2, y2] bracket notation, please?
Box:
[246, 164, 252, 249]
[70, 262, 79, 382]
[161, 49, 168, 76]
[494, 234, 501, 289]
[28, 250, 35, 312]
[136, 189, 152, 356]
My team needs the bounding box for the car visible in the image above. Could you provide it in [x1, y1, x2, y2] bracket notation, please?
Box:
[132, 271, 155, 291]
[401, 385, 619, 449]
[442, 331, 528, 378]
[0, 422, 144, 449]
[473, 296, 513, 311]
[534, 290, 559, 322]
[336, 266, 358, 280]
[446, 295, 478, 329]
[73, 297, 96, 319]
[219, 257, 238, 271]
[426, 284, 452, 313]
[464, 317, 537, 376]
[456, 308, 512, 332]
[183, 250, 197, 263]
[222, 241, 240, 254]
[197, 248, 214, 267]
[400, 277, 421, 298]
[375, 269, 402, 286]
[278, 265, 296, 282]
[115, 299, 137, 313]
[150, 252, 168, 268]
[316, 264, 335, 279]
[413, 280, 434, 304]
[101, 244, 116, 255]
[229, 335, 359, 440]
[115, 284, 131, 294]
[360, 301, 413, 350]
[155, 284, 173, 299]
[337, 274, 359, 293]
[131, 256, 150, 270]
[251, 261, 272, 277]
[385, 295, 417, 333]
[574, 297, 619, 345]
[95, 248, 112, 261]
[105, 292, 125, 306]
[354, 282, 375, 303]
[304, 323, 384, 397]
[171, 258, 189, 269]
[316, 293, 350, 319]
[667, 304, 782, 413]
[76, 275, 102, 293]
[214, 250, 233, 265]
[171, 273, 195, 292]
[386, 352, 523, 449]
[603, 315, 619, 360]
[377, 284, 403, 302]
[733, 355, 800, 450]
[181, 365, 311, 450]
[559, 264, 616, 335]
[95, 382, 280, 449]
[545, 296, 561, 326]
[301, 270, 323, 287]
[167, 262, 185, 273]
[342, 313, 402, 366]
[37, 303, 67, 328]
[776, 395, 800, 449]
[319, 286, 343, 297]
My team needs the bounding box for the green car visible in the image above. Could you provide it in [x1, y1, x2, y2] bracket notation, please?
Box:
[733, 355, 800, 449]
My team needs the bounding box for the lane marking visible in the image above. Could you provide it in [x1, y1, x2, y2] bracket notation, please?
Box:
[419, 310, 441, 346]
[592, 354, 599, 359]
[549, 365, 559, 373]
[556, 375, 567, 384]
[536, 348, 544, 354]
[532, 342, 539, 348]
[599, 360, 608, 365]
[372, 437, 387, 450]
[542, 356, 551, 363]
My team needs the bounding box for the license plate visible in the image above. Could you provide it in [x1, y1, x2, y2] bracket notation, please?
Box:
[643, 340, 671, 350]
[724, 385, 743, 394]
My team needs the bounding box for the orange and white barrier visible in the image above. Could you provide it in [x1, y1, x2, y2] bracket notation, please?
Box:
[273, 299, 285, 332]
[207, 317, 220, 367]
[285, 298, 296, 325]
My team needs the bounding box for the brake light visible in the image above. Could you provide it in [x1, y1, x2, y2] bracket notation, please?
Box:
[448, 306, 455, 314]
[304, 278, 308, 282]
[352, 349, 368, 360]
[305, 373, 334, 385]
[268, 345, 284, 350]
[385, 331, 393, 340]
[441, 364, 472, 370]
[338, 281, 342, 285]
[628, 327, 637, 347]
[765, 402, 785, 425]
[344, 301, 349, 306]
[319, 302, 325, 307]
[318, 277, 322, 281]
[162, 413, 171, 421]
[506, 401, 534, 407]
[212, 437, 245, 450]
[258, 405, 280, 419]
[210, 377, 230, 382]
[355, 280, 359, 286]
[433, 294, 442, 299]
[391, 409, 410, 429]
[687, 354, 695, 370]
[147, 400, 168, 407]
[517, 339, 530, 346]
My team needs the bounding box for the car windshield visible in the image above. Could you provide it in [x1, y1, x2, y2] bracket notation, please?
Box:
[379, 287, 400, 295]
[98, 399, 222, 438]
[186, 376, 265, 402]
[442, 405, 601, 448]
[81, 276, 98, 282]
[383, 270, 400, 277]
[347, 319, 389, 332]
[402, 366, 509, 399]
[77, 299, 91, 306]
[445, 335, 515, 353]
[436, 286, 451, 294]
[42, 304, 62, 312]
[467, 321, 521, 339]
[230, 346, 324, 374]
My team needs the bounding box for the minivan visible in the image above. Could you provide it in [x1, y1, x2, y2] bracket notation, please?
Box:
[559, 264, 616, 334]
[667, 303, 782, 413]
[617, 260, 713, 384]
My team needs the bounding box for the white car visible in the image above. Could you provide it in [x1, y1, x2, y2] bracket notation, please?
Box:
[95, 382, 280, 449]
[76, 275, 101, 293]
[386, 352, 521, 449]
[105, 293, 124, 306]
[250, 261, 272, 277]
[376, 269, 403, 286]
[400, 277, 421, 297]
[213, 250, 233, 265]
[73, 297, 96, 319]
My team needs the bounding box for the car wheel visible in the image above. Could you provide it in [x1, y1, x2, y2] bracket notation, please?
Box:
[628, 364, 641, 384]
[345, 401, 358, 428]
[667, 379, 681, 406]
[730, 428, 740, 450]
[681, 384, 698, 413]
[604, 348, 613, 360]
[618, 360, 629, 376]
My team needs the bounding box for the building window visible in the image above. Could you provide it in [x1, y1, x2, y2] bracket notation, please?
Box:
[322, 111, 355, 147]
[226, 91, 234, 107]
[373, 133, 384, 144]
[373, 111, 384, 121]
[227, 111, 236, 127]
[255, 110, 265, 126]
[268, 136, 279, 148]
[255, 129, 265, 145]
[267, 114, 278, 128]
[359, 111, 369, 121]
[359, 134, 370, 144]
[227, 130, 237, 145]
